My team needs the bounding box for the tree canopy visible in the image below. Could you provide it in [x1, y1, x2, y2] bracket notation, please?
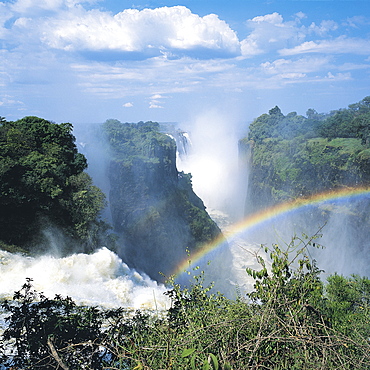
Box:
[0, 116, 107, 253]
[241, 96, 370, 222]
[247, 97, 370, 145]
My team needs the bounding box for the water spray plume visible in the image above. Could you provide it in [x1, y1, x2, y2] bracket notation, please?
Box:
[173, 186, 370, 277]
[179, 109, 246, 219]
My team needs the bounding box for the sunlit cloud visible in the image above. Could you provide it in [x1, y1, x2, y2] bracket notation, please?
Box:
[280, 36, 370, 55]
[20, 6, 241, 59]
[337, 62, 370, 72]
[0, 95, 25, 108]
[261, 57, 332, 75]
[344, 16, 370, 28]
[1, 1, 369, 122]
[151, 94, 163, 99]
[67, 56, 239, 99]
[0, 3, 13, 38]
[10, 0, 97, 13]
[240, 12, 307, 57]
[240, 12, 340, 58]
[325, 72, 352, 81]
[149, 102, 163, 109]
[308, 20, 338, 36]
[279, 72, 306, 79]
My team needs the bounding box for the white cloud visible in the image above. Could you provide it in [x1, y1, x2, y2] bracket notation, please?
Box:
[241, 12, 306, 57]
[252, 12, 283, 25]
[149, 102, 163, 109]
[344, 16, 370, 28]
[240, 13, 340, 58]
[308, 20, 338, 36]
[149, 93, 166, 109]
[279, 72, 306, 79]
[68, 56, 238, 100]
[35, 6, 240, 57]
[337, 62, 370, 72]
[280, 36, 370, 55]
[1, 2, 368, 122]
[325, 72, 351, 81]
[151, 94, 162, 99]
[261, 57, 331, 75]
[0, 2, 13, 38]
[295, 12, 306, 21]
[0, 95, 25, 108]
[11, 0, 64, 13]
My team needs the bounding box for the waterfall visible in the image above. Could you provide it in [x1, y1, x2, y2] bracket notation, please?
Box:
[3, 116, 370, 312]
[172, 117, 266, 298]
[163, 125, 192, 168]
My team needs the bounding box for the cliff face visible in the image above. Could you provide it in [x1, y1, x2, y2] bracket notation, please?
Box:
[241, 137, 370, 215]
[104, 120, 221, 281]
[242, 98, 370, 215]
[239, 105, 370, 276]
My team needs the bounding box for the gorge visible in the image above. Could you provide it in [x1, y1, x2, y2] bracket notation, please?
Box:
[2, 99, 370, 369]
[1, 97, 370, 306]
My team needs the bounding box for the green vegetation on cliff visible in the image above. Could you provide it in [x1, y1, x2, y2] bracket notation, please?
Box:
[243, 97, 370, 211]
[247, 97, 370, 144]
[103, 119, 221, 280]
[103, 119, 174, 164]
[0, 116, 108, 253]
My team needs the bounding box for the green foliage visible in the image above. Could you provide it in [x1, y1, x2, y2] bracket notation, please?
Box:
[103, 119, 173, 164]
[244, 97, 370, 213]
[178, 174, 222, 248]
[246, 233, 324, 308]
[0, 116, 108, 252]
[1, 243, 370, 369]
[318, 96, 370, 142]
[263, 137, 368, 198]
[325, 274, 370, 337]
[1, 278, 105, 369]
[247, 106, 314, 143]
[243, 96, 370, 144]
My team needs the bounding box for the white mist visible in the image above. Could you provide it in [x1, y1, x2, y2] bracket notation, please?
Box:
[179, 109, 247, 221]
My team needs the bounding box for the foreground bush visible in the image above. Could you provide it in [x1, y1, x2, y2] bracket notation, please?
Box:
[1, 235, 370, 369]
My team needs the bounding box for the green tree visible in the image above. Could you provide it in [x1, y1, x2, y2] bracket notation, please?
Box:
[317, 97, 370, 141]
[0, 116, 107, 252]
[325, 274, 370, 337]
[248, 106, 312, 143]
[1, 278, 105, 369]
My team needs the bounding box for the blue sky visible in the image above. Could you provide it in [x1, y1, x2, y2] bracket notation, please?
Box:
[1, 0, 370, 127]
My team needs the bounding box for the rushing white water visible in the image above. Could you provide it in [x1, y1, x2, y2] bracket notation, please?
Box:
[0, 248, 170, 309]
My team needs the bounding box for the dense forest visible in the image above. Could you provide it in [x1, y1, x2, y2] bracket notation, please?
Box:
[1, 98, 370, 369]
[0, 116, 110, 254]
[242, 96, 370, 212]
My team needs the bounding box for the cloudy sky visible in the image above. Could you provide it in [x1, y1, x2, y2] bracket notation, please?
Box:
[1, 0, 370, 126]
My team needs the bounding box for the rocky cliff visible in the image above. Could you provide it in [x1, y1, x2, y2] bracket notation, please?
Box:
[239, 102, 370, 275]
[241, 101, 370, 215]
[104, 119, 221, 281]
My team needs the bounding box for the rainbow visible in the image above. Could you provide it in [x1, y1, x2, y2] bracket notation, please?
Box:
[173, 186, 370, 276]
